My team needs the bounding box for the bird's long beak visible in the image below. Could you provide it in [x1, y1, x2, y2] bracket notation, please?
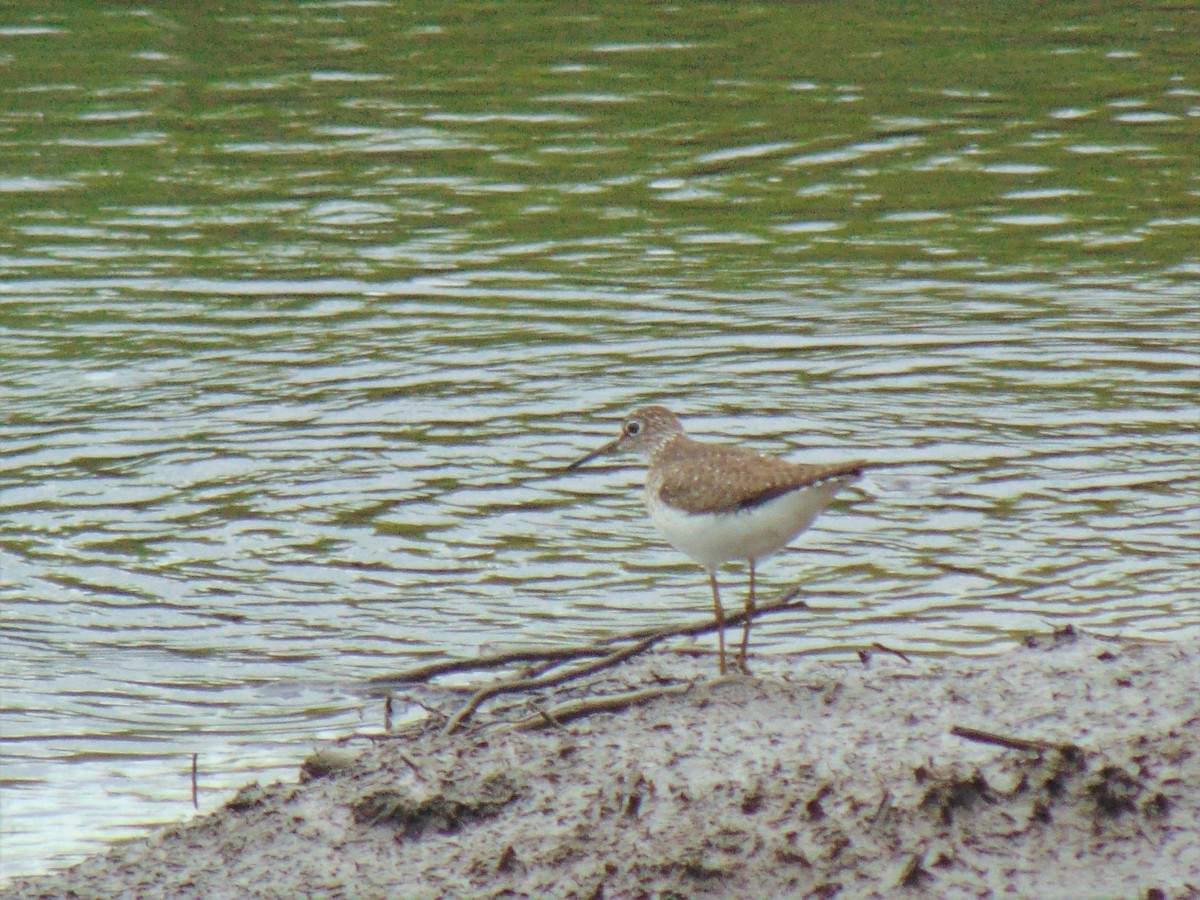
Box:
[563, 436, 623, 472]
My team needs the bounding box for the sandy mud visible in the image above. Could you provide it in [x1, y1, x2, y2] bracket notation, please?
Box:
[4, 628, 1197, 898]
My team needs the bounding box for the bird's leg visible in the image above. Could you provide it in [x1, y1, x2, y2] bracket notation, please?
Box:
[738, 559, 757, 673]
[708, 571, 727, 675]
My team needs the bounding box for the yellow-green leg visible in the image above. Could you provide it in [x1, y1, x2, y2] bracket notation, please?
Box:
[709, 571, 727, 675]
[738, 560, 757, 672]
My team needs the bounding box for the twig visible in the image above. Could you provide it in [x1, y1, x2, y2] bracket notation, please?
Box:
[191, 753, 198, 810]
[369, 590, 811, 691]
[333, 722, 427, 744]
[397, 693, 450, 726]
[871, 642, 911, 664]
[527, 699, 570, 732]
[950, 725, 1078, 755]
[507, 683, 694, 732]
[870, 789, 893, 827]
[608, 592, 808, 644]
[397, 752, 423, 778]
[521, 655, 579, 682]
[443, 630, 668, 733]
[592, 593, 810, 645]
[367, 644, 611, 688]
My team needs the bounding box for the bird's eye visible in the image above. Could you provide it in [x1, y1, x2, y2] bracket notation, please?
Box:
[625, 421, 642, 435]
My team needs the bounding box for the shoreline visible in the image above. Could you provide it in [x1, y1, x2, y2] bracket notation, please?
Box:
[4, 628, 1197, 898]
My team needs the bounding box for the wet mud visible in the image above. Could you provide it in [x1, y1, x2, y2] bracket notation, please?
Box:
[4, 629, 1197, 899]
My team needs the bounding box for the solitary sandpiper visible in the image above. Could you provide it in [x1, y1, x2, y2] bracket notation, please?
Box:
[565, 405, 865, 674]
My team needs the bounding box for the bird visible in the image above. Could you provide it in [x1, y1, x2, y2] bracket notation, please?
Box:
[564, 405, 865, 674]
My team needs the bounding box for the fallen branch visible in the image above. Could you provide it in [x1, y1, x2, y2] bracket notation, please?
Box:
[368, 644, 610, 688]
[368, 590, 811, 692]
[443, 630, 673, 733]
[592, 596, 809, 645]
[439, 592, 815, 732]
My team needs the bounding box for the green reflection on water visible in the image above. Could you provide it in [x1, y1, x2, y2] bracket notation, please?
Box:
[0, 1, 1196, 287]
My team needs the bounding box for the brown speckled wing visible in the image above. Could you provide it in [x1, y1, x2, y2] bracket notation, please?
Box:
[652, 438, 865, 516]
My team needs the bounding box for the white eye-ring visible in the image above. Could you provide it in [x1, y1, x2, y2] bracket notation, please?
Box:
[625, 421, 642, 435]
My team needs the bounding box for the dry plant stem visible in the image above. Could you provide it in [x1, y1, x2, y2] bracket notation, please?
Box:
[335, 722, 428, 744]
[368, 644, 611, 689]
[508, 683, 694, 732]
[595, 589, 810, 647]
[444, 631, 669, 734]
[951, 725, 1078, 754]
[370, 591, 810, 690]
[521, 656, 575, 681]
[526, 700, 571, 732]
[442, 593, 812, 733]
[871, 643, 912, 664]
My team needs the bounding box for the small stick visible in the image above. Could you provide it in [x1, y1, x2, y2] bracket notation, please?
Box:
[444, 631, 667, 733]
[870, 789, 893, 827]
[871, 642, 911, 664]
[397, 752, 423, 778]
[440, 593, 813, 732]
[950, 725, 1076, 754]
[368, 645, 612, 687]
[334, 727, 426, 744]
[527, 699, 570, 732]
[508, 683, 693, 732]
[370, 590, 810, 690]
[191, 753, 198, 810]
[388, 694, 449, 727]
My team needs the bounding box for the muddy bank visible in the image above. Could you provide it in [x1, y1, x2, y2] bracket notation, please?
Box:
[4, 629, 1197, 899]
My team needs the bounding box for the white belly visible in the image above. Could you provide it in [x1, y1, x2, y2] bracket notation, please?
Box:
[646, 479, 849, 571]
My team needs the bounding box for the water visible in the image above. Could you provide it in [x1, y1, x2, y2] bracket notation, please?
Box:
[2, 1, 1198, 884]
